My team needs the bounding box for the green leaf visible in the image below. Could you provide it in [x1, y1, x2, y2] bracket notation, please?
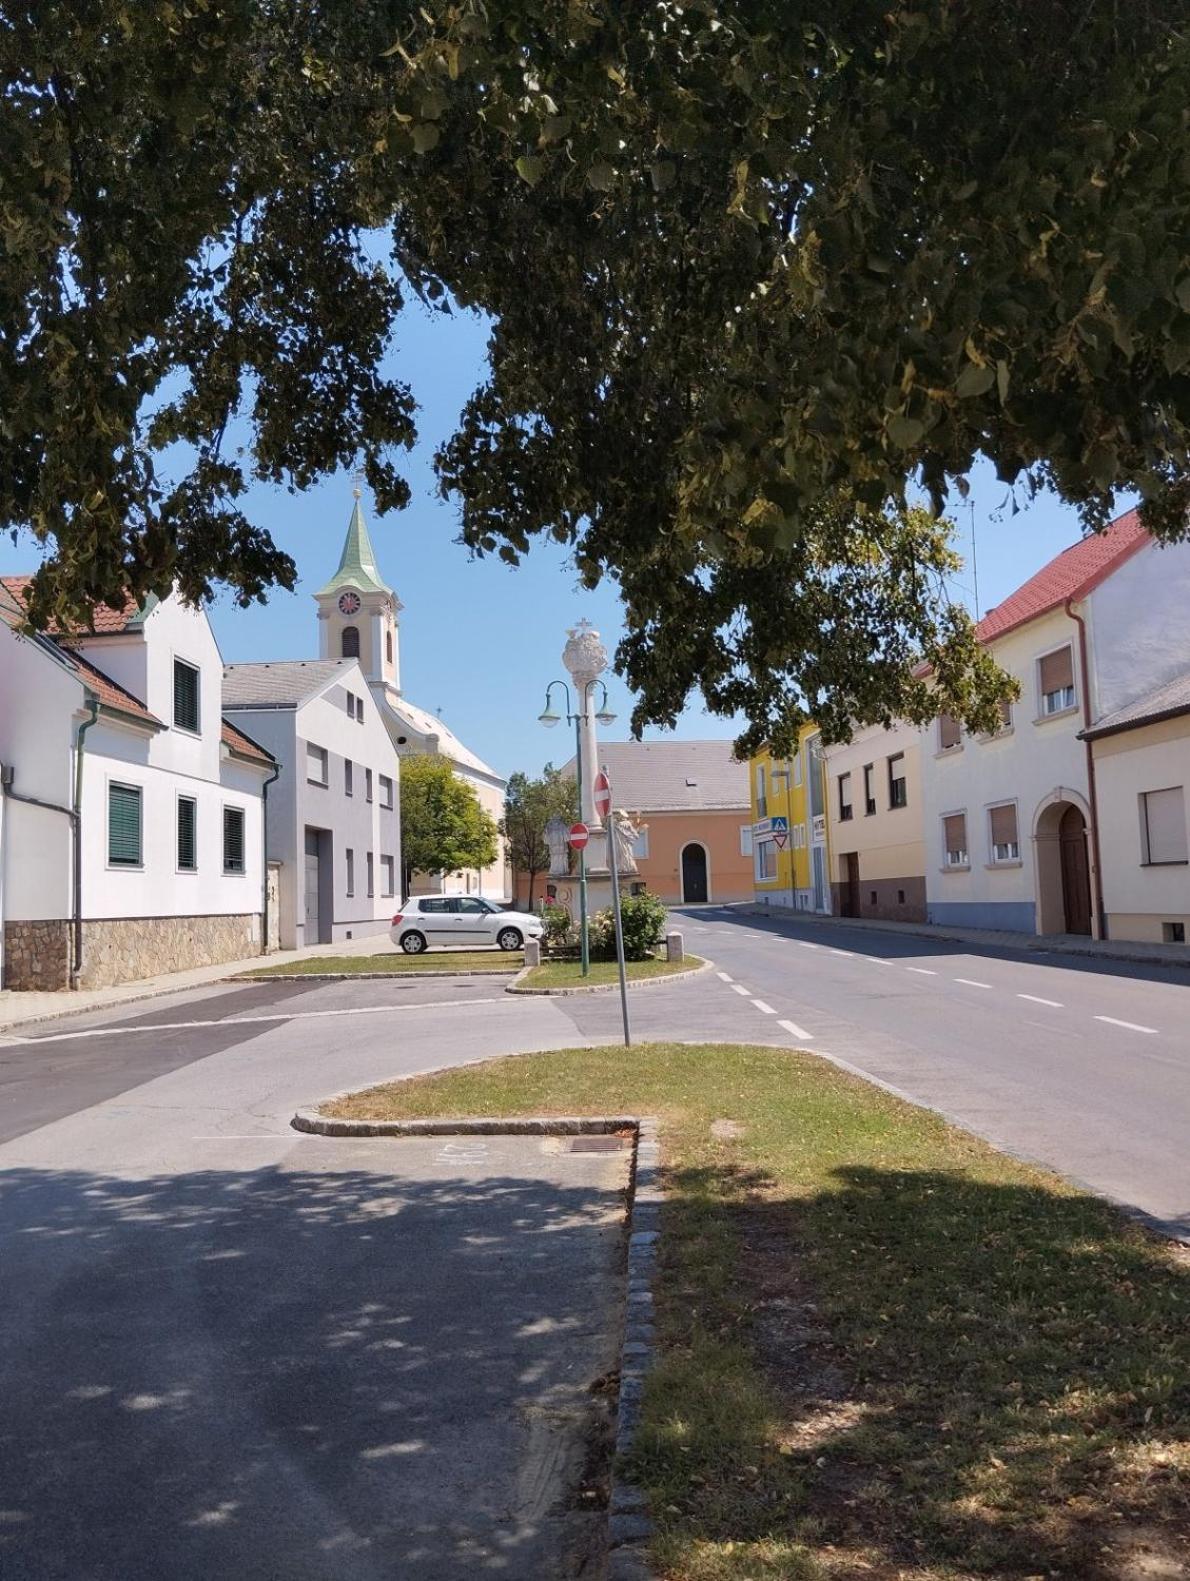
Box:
[955, 363, 997, 398]
[515, 154, 545, 187]
[587, 160, 615, 191]
[412, 123, 441, 154]
[996, 359, 1010, 403]
[887, 412, 926, 448]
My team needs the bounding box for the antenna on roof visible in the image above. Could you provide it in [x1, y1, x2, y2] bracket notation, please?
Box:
[352, 465, 365, 501]
[969, 500, 981, 622]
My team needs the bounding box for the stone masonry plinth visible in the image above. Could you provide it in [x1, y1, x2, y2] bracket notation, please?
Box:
[3, 914, 261, 991]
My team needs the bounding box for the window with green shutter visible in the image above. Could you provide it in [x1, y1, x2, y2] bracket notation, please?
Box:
[177, 796, 198, 871]
[173, 659, 200, 733]
[223, 806, 245, 873]
[108, 783, 143, 866]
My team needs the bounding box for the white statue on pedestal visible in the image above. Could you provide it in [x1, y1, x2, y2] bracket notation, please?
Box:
[544, 815, 571, 878]
[610, 808, 641, 876]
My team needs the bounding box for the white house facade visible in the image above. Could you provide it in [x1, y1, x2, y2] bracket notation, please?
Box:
[223, 659, 401, 948]
[0, 581, 276, 990]
[313, 495, 509, 898]
[921, 510, 1190, 938]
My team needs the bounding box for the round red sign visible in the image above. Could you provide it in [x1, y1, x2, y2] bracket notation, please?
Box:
[568, 822, 590, 851]
[593, 771, 612, 819]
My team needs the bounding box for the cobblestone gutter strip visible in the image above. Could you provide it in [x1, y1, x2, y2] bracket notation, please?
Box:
[291, 1104, 662, 1580]
[506, 957, 712, 996]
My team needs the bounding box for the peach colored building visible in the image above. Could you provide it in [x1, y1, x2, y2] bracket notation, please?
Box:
[565, 740, 753, 904]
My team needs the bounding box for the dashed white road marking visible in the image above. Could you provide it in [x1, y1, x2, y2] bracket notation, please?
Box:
[1095, 1015, 1158, 1035]
[829, 948, 855, 957]
[794, 940, 819, 949]
[1018, 994, 1064, 1008]
[868, 958, 895, 966]
[778, 1018, 813, 1041]
[751, 999, 777, 1015]
[906, 967, 937, 976]
[954, 978, 992, 989]
[716, 971, 733, 983]
[730, 983, 751, 997]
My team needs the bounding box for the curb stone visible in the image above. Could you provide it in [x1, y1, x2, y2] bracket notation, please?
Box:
[227, 968, 519, 983]
[291, 1102, 663, 1578]
[505, 956, 713, 996]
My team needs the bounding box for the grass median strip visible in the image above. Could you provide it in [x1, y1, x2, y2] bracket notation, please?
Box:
[516, 955, 702, 990]
[324, 1042, 1190, 1581]
[241, 950, 522, 977]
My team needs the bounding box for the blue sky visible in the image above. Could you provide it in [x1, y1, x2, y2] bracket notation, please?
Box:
[1, 297, 1126, 779]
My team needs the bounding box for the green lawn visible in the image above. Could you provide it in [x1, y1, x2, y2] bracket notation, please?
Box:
[323, 1042, 1190, 1581]
[518, 954, 702, 990]
[241, 949, 522, 977]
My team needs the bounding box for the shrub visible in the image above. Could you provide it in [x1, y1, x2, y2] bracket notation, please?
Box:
[541, 904, 572, 950]
[618, 892, 668, 960]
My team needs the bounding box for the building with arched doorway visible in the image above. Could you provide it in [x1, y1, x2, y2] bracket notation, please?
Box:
[922, 507, 1190, 938]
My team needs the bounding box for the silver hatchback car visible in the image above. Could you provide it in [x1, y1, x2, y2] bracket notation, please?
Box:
[389, 896, 545, 954]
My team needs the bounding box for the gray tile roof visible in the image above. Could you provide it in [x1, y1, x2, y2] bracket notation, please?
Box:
[222, 659, 359, 707]
[564, 739, 748, 811]
[1082, 667, 1190, 740]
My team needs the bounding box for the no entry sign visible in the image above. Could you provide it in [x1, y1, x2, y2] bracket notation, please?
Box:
[593, 771, 612, 820]
[568, 822, 590, 851]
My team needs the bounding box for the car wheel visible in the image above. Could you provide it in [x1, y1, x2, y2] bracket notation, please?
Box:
[401, 930, 427, 955]
[496, 927, 523, 952]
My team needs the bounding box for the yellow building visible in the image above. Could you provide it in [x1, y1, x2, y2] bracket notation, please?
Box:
[749, 725, 832, 913]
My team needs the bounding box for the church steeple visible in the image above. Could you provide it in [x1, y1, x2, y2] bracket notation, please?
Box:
[314, 489, 402, 693]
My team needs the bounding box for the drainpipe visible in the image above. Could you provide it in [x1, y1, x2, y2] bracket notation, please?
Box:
[259, 760, 280, 954]
[72, 695, 100, 986]
[1, 692, 97, 990]
[1065, 599, 1107, 940]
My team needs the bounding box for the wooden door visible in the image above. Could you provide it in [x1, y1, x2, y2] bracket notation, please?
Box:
[1059, 806, 1092, 935]
[681, 844, 708, 903]
[842, 853, 860, 917]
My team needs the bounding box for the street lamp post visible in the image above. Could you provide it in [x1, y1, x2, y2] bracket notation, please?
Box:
[538, 678, 615, 976]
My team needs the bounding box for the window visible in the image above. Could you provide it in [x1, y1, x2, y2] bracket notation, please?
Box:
[173, 658, 200, 733]
[386, 629, 394, 666]
[345, 847, 355, 897]
[632, 826, 650, 860]
[793, 753, 802, 788]
[943, 812, 969, 868]
[381, 855, 396, 897]
[888, 753, 907, 809]
[1039, 645, 1076, 715]
[306, 743, 328, 786]
[739, 825, 753, 856]
[177, 795, 197, 872]
[420, 898, 450, 914]
[366, 768, 373, 803]
[346, 693, 359, 720]
[755, 764, 768, 818]
[754, 839, 777, 881]
[108, 782, 143, 867]
[379, 774, 394, 810]
[989, 803, 1020, 863]
[366, 851, 375, 897]
[996, 697, 1013, 733]
[1141, 787, 1188, 865]
[863, 764, 876, 816]
[1163, 921, 1186, 944]
[222, 806, 246, 873]
[344, 760, 354, 796]
[838, 772, 853, 821]
[938, 713, 962, 751]
[341, 626, 360, 659]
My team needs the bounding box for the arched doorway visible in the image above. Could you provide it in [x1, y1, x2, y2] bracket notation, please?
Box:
[680, 843, 709, 904]
[1034, 794, 1093, 935]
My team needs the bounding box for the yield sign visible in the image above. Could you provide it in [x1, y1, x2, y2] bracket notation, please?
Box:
[568, 822, 590, 851]
[772, 832, 788, 850]
[593, 770, 612, 820]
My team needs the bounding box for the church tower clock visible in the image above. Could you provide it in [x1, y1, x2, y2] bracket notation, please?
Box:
[314, 488, 402, 695]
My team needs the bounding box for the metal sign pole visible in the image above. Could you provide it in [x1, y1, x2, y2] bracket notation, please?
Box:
[602, 765, 631, 1048]
[574, 708, 589, 977]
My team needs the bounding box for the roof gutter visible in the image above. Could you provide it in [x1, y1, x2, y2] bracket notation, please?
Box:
[1065, 599, 1107, 940]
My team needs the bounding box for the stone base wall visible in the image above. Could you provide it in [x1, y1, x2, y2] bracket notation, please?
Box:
[832, 875, 927, 924]
[3, 914, 262, 991]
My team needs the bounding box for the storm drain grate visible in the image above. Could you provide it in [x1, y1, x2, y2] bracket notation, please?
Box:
[566, 1136, 632, 1153]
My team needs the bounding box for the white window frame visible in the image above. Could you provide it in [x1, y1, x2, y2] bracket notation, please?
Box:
[1140, 786, 1189, 867]
[1036, 644, 1077, 718]
[754, 838, 778, 883]
[172, 655, 202, 736]
[755, 763, 768, 818]
[222, 803, 247, 875]
[379, 774, 394, 810]
[739, 825, 753, 857]
[306, 742, 329, 787]
[107, 779, 144, 871]
[941, 810, 969, 870]
[987, 801, 1021, 865]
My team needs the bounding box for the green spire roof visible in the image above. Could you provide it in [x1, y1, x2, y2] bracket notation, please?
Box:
[315, 496, 392, 598]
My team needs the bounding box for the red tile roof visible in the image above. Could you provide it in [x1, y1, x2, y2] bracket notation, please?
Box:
[221, 718, 276, 768]
[69, 650, 163, 728]
[0, 576, 144, 634]
[975, 507, 1149, 643]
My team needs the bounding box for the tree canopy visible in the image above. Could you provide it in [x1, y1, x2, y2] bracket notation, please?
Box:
[501, 765, 575, 906]
[5, 2, 1187, 747]
[399, 753, 498, 894]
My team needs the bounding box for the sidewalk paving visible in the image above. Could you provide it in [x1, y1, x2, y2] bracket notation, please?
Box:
[0, 932, 397, 1034]
[739, 901, 1190, 970]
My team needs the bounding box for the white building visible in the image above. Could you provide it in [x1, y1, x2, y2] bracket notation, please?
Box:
[313, 495, 508, 897]
[921, 509, 1190, 937]
[0, 580, 276, 990]
[223, 659, 401, 947]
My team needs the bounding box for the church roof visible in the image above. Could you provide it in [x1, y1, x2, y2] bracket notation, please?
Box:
[223, 658, 362, 708]
[315, 498, 392, 598]
[388, 695, 504, 784]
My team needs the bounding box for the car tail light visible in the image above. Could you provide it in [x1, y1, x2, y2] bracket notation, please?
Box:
[390, 914, 403, 926]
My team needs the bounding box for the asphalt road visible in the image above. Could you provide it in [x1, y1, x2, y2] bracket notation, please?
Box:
[672, 906, 1190, 1240]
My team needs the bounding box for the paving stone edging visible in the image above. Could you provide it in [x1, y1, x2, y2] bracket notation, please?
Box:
[227, 968, 519, 984]
[291, 1104, 662, 1579]
[505, 955, 713, 996]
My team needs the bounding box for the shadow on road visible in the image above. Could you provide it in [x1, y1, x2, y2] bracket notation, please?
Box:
[0, 1158, 625, 1579]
